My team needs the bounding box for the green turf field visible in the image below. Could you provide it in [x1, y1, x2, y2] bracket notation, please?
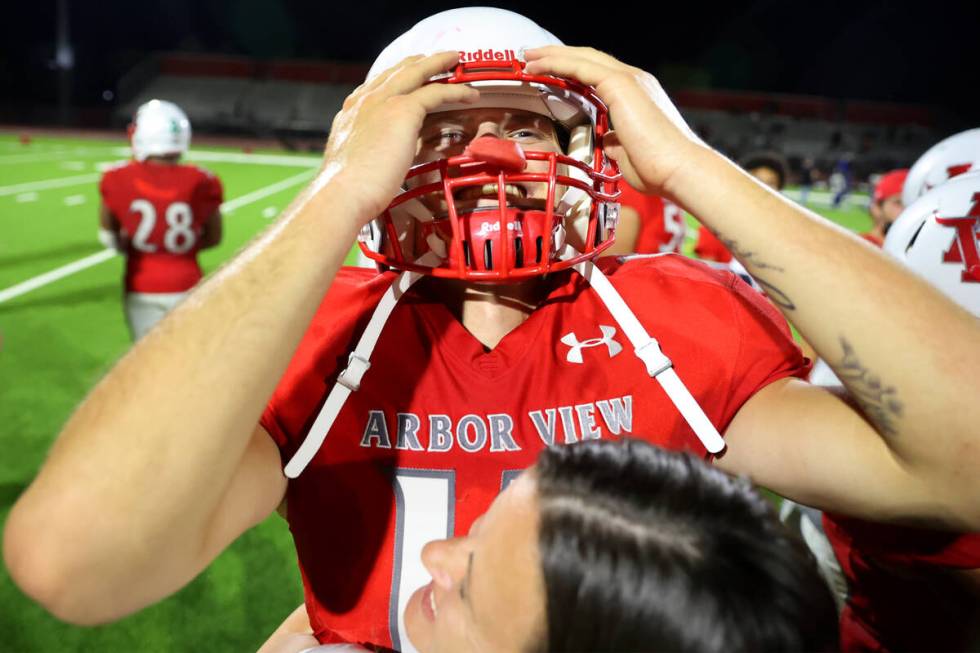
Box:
[0, 133, 872, 652]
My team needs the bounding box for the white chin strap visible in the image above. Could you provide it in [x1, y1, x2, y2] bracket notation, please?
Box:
[569, 253, 725, 455]
[284, 250, 724, 478]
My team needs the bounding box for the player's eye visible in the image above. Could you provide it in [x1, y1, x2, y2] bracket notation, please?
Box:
[423, 128, 467, 148]
[439, 129, 467, 144]
[509, 128, 543, 140]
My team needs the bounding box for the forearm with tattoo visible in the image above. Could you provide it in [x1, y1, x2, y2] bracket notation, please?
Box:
[835, 336, 905, 437]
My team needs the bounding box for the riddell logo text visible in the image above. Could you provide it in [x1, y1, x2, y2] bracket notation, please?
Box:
[458, 49, 519, 63]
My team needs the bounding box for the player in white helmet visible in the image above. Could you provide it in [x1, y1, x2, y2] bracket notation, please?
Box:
[6, 8, 980, 653]
[887, 170, 980, 302]
[902, 127, 980, 206]
[99, 99, 223, 340]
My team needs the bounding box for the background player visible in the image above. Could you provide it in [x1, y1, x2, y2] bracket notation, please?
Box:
[5, 9, 980, 653]
[693, 149, 788, 262]
[861, 168, 907, 246]
[824, 171, 980, 651]
[99, 99, 224, 340]
[606, 179, 687, 256]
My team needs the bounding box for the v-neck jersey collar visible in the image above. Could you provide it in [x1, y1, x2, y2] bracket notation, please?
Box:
[404, 271, 588, 381]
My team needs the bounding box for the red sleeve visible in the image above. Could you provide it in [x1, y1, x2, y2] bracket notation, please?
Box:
[719, 272, 810, 430]
[195, 169, 224, 220]
[619, 182, 670, 254]
[258, 268, 392, 465]
[694, 225, 733, 263]
[860, 232, 884, 248]
[617, 181, 648, 214]
[825, 514, 980, 568]
[99, 169, 123, 216]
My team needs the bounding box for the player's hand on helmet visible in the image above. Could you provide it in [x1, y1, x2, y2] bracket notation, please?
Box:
[524, 46, 705, 197]
[322, 51, 480, 221]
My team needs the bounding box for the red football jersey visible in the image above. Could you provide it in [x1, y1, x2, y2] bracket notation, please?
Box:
[860, 232, 884, 248]
[693, 225, 734, 263]
[99, 160, 223, 293]
[618, 182, 687, 254]
[261, 255, 808, 651]
[823, 514, 980, 651]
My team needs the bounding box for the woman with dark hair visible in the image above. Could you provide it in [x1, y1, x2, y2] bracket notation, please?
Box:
[263, 439, 837, 653]
[530, 439, 837, 653]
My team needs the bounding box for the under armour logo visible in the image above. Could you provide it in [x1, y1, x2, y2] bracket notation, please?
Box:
[560, 326, 623, 364]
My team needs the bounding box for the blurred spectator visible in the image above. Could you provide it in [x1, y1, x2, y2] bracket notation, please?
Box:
[861, 169, 908, 246]
[799, 157, 816, 206]
[830, 154, 854, 209]
[694, 150, 788, 262]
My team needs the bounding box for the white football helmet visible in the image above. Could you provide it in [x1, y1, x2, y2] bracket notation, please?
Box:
[129, 99, 191, 162]
[901, 128, 980, 207]
[885, 170, 980, 316]
[358, 7, 622, 282]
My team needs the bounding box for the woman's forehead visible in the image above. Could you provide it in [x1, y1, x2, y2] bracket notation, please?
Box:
[423, 108, 555, 129]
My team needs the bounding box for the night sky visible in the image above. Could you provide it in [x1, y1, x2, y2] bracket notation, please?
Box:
[2, 0, 978, 126]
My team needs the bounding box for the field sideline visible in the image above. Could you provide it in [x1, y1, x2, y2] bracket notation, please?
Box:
[0, 134, 872, 652]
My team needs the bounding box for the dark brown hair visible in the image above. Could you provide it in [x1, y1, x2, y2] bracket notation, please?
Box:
[533, 439, 838, 652]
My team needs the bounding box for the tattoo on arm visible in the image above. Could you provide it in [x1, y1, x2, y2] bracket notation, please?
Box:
[716, 234, 784, 273]
[710, 230, 796, 310]
[836, 336, 904, 437]
[752, 277, 796, 311]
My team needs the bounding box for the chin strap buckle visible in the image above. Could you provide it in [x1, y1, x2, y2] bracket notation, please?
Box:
[635, 339, 673, 378]
[337, 352, 371, 392]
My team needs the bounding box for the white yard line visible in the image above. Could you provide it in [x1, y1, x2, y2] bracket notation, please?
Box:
[0, 249, 117, 304]
[108, 148, 321, 167]
[221, 169, 314, 213]
[0, 173, 100, 197]
[0, 170, 315, 304]
[0, 148, 118, 165]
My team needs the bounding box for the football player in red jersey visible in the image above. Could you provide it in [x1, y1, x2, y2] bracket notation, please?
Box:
[6, 8, 980, 653]
[819, 172, 980, 652]
[99, 99, 224, 340]
[606, 179, 687, 255]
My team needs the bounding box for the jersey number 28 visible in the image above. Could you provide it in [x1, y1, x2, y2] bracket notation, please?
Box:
[129, 199, 196, 254]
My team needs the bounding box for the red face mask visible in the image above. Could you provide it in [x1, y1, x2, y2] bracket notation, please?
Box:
[358, 59, 621, 283]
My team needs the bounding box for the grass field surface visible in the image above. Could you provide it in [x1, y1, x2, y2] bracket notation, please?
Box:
[0, 134, 872, 651]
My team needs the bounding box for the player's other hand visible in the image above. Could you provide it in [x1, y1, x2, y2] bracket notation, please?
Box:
[524, 46, 706, 199]
[322, 52, 480, 222]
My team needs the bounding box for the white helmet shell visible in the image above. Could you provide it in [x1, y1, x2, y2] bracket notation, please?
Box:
[131, 99, 191, 162]
[902, 128, 980, 207]
[369, 7, 561, 76]
[367, 8, 593, 129]
[884, 170, 980, 316]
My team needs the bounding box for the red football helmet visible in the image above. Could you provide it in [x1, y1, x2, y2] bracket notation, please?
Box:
[356, 8, 621, 282]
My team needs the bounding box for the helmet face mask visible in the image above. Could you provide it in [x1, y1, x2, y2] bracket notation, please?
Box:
[357, 9, 621, 282]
